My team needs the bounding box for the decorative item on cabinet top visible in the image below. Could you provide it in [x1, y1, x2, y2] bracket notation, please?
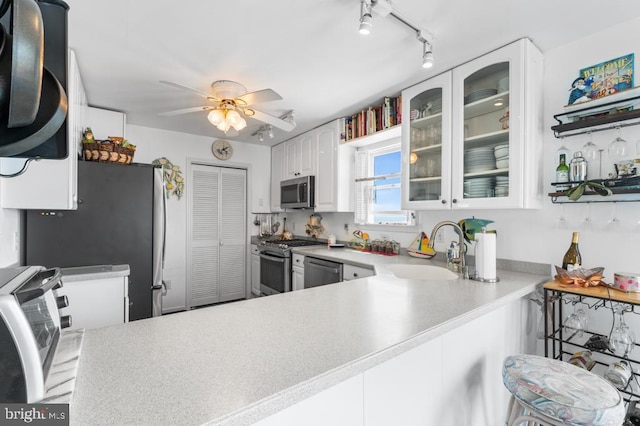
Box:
[152, 157, 184, 199]
[82, 128, 136, 164]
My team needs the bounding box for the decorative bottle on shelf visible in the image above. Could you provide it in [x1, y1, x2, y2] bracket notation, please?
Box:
[562, 232, 582, 272]
[556, 153, 570, 191]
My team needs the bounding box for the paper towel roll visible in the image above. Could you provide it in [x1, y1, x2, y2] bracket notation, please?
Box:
[476, 232, 497, 280]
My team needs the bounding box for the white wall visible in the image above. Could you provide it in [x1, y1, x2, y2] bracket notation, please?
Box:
[292, 19, 640, 284]
[124, 124, 271, 312]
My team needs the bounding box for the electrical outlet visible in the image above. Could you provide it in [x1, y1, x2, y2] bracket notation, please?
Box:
[436, 230, 444, 244]
[344, 224, 349, 232]
[164, 279, 171, 289]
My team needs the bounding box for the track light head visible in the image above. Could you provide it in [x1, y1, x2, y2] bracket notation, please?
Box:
[422, 42, 434, 69]
[267, 125, 274, 139]
[359, 0, 373, 35]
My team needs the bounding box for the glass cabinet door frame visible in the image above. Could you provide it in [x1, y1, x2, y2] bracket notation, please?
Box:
[401, 71, 453, 210]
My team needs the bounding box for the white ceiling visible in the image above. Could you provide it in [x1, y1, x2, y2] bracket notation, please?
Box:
[66, 0, 640, 147]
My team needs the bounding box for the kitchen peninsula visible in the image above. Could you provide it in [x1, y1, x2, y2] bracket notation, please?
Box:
[70, 252, 548, 425]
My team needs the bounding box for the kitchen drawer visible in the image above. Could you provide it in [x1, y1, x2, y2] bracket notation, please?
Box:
[343, 264, 375, 281]
[251, 244, 260, 255]
[292, 253, 305, 267]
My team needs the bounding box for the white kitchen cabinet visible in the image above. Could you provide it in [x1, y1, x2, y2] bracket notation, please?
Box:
[251, 244, 261, 296]
[284, 133, 316, 178]
[0, 49, 87, 210]
[291, 253, 305, 291]
[342, 263, 375, 281]
[401, 38, 543, 210]
[315, 120, 355, 212]
[57, 265, 130, 330]
[270, 143, 285, 212]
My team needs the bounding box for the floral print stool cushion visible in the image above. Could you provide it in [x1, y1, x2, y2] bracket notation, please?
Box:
[502, 354, 625, 425]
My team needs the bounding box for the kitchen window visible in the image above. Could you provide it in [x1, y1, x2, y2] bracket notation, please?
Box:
[354, 139, 414, 225]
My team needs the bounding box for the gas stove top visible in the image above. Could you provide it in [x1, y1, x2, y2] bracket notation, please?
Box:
[259, 238, 324, 254]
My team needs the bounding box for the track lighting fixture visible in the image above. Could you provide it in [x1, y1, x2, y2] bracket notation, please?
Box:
[422, 41, 433, 69]
[358, 0, 373, 35]
[253, 124, 275, 142]
[358, 0, 435, 69]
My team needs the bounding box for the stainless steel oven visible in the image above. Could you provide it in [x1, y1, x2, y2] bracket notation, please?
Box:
[259, 251, 291, 295]
[258, 239, 325, 295]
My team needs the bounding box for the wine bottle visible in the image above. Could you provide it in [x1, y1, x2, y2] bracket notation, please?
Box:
[562, 232, 582, 272]
[556, 153, 570, 191]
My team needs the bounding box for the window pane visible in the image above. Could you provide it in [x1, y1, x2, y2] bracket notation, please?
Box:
[374, 151, 401, 186]
[373, 187, 401, 211]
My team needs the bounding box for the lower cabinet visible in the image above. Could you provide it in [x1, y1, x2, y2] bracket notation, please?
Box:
[292, 253, 305, 291]
[343, 264, 375, 281]
[251, 244, 261, 296]
[57, 266, 129, 330]
[253, 296, 533, 425]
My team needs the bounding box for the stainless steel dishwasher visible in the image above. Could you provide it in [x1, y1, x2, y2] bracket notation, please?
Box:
[303, 256, 343, 288]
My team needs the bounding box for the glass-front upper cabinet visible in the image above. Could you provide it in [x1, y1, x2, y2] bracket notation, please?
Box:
[451, 38, 544, 209]
[402, 39, 543, 210]
[401, 71, 452, 210]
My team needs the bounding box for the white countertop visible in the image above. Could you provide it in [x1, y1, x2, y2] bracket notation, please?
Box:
[60, 264, 130, 282]
[70, 249, 548, 425]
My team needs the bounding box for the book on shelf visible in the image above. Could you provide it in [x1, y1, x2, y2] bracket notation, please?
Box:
[340, 95, 402, 142]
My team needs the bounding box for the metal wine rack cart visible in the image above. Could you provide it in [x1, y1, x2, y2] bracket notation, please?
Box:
[544, 281, 640, 403]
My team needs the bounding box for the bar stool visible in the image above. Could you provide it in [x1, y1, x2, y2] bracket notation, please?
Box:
[502, 354, 626, 426]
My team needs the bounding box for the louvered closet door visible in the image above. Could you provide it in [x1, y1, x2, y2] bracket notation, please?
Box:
[219, 167, 246, 302]
[188, 164, 247, 308]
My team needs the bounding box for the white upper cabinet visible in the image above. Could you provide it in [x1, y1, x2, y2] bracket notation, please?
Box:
[284, 132, 316, 178]
[401, 71, 452, 210]
[1, 49, 87, 210]
[315, 120, 354, 212]
[402, 38, 543, 210]
[270, 143, 285, 212]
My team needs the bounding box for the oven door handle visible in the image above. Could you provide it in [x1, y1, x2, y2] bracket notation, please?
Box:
[259, 253, 286, 263]
[16, 267, 62, 304]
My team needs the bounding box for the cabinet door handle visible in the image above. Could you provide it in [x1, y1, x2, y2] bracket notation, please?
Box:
[452, 199, 458, 204]
[441, 199, 446, 204]
[353, 273, 358, 277]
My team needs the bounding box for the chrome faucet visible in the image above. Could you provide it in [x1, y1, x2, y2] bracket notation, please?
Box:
[427, 221, 469, 279]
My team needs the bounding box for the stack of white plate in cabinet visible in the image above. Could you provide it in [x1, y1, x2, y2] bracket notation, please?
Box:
[464, 177, 495, 198]
[494, 144, 509, 169]
[495, 176, 509, 197]
[464, 88, 498, 104]
[465, 147, 496, 173]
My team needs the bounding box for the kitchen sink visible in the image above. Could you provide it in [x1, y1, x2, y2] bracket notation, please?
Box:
[386, 264, 458, 280]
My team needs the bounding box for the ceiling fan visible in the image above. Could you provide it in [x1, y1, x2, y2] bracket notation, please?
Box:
[158, 80, 296, 135]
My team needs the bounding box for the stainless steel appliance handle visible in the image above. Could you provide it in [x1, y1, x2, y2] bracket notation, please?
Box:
[259, 253, 286, 263]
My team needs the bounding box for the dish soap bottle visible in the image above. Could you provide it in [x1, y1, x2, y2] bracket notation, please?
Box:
[556, 153, 570, 191]
[562, 232, 582, 272]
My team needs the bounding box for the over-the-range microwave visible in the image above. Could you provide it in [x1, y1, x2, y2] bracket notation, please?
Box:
[280, 176, 315, 209]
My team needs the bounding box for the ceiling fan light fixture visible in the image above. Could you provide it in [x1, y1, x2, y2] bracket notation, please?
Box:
[233, 117, 247, 131]
[226, 109, 242, 125]
[208, 109, 225, 126]
[217, 120, 231, 132]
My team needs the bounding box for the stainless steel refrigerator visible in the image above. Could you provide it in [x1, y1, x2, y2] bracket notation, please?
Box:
[23, 161, 165, 321]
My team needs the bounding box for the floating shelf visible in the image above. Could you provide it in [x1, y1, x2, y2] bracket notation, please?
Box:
[551, 87, 640, 138]
[548, 176, 640, 203]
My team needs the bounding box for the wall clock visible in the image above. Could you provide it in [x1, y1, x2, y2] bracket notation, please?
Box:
[212, 139, 233, 160]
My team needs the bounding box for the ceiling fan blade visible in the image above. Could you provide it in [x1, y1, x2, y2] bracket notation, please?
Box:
[236, 89, 282, 106]
[158, 106, 214, 117]
[251, 109, 296, 132]
[159, 80, 218, 101]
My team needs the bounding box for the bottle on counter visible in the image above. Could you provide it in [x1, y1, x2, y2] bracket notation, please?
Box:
[556, 153, 570, 191]
[562, 232, 582, 272]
